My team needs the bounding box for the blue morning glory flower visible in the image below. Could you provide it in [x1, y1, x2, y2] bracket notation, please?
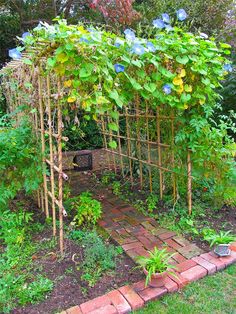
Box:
[131, 43, 145, 55]
[114, 38, 124, 47]
[177, 9, 188, 21]
[114, 64, 125, 73]
[223, 64, 233, 72]
[163, 84, 172, 94]
[165, 24, 174, 32]
[9, 48, 22, 60]
[80, 37, 89, 43]
[162, 13, 170, 24]
[22, 32, 32, 39]
[146, 42, 156, 52]
[153, 19, 165, 29]
[124, 29, 136, 41]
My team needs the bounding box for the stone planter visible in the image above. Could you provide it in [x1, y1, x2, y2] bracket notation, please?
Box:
[214, 244, 231, 257]
[143, 267, 168, 288]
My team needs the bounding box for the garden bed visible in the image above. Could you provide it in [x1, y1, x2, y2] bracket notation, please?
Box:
[4, 197, 144, 314]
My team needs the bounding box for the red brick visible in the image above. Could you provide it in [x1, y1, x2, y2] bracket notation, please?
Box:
[67, 306, 82, 314]
[122, 242, 143, 251]
[173, 236, 191, 247]
[164, 239, 183, 250]
[132, 280, 146, 292]
[219, 251, 236, 266]
[158, 231, 177, 240]
[135, 246, 150, 257]
[176, 260, 197, 273]
[163, 276, 179, 293]
[200, 252, 226, 271]
[138, 287, 167, 302]
[88, 305, 118, 314]
[136, 236, 152, 247]
[172, 252, 187, 264]
[125, 249, 139, 259]
[167, 272, 189, 288]
[192, 256, 217, 275]
[230, 242, 236, 252]
[107, 290, 131, 314]
[181, 265, 207, 282]
[119, 286, 144, 310]
[80, 295, 111, 313]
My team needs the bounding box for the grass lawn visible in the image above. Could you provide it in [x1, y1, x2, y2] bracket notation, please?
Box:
[134, 264, 236, 314]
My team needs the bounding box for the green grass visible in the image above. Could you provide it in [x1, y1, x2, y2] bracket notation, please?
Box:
[134, 264, 236, 314]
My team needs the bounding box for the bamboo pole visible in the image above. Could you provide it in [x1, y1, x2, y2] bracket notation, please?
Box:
[100, 115, 111, 170]
[116, 112, 124, 177]
[47, 75, 57, 236]
[38, 66, 49, 218]
[171, 113, 177, 202]
[57, 79, 64, 254]
[107, 116, 117, 174]
[187, 150, 192, 215]
[156, 107, 163, 199]
[145, 103, 152, 192]
[136, 98, 143, 189]
[125, 107, 133, 185]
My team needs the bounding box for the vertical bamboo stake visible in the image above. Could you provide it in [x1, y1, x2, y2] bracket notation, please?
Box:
[101, 115, 111, 170]
[187, 150, 192, 215]
[171, 113, 177, 202]
[107, 116, 117, 174]
[125, 107, 133, 185]
[38, 66, 49, 218]
[57, 79, 64, 254]
[117, 112, 124, 177]
[136, 98, 143, 189]
[156, 107, 163, 199]
[47, 75, 57, 236]
[145, 103, 152, 192]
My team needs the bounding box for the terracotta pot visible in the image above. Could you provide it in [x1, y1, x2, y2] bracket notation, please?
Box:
[143, 267, 168, 288]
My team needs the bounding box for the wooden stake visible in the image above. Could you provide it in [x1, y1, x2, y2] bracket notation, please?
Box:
[146, 103, 152, 192]
[136, 98, 143, 189]
[156, 108, 163, 199]
[187, 150, 192, 215]
[125, 107, 133, 185]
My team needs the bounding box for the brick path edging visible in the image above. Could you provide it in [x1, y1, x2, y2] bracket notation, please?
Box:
[60, 243, 236, 314]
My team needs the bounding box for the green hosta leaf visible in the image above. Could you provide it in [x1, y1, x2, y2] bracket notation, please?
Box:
[109, 140, 117, 149]
[176, 55, 189, 65]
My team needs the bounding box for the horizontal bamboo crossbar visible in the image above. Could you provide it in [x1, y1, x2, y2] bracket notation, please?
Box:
[47, 191, 67, 217]
[38, 129, 69, 141]
[45, 159, 69, 180]
[99, 113, 174, 120]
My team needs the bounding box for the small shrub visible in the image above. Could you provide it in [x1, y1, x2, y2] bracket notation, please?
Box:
[69, 192, 102, 227]
[146, 193, 159, 213]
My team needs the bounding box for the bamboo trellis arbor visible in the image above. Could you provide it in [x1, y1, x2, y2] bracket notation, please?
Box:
[1, 52, 193, 254]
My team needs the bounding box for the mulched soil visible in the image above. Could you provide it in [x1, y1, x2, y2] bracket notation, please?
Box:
[10, 197, 144, 314]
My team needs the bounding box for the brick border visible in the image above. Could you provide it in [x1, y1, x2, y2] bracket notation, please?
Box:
[60, 243, 236, 314]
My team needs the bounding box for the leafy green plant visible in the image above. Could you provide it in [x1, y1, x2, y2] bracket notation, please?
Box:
[146, 193, 159, 213]
[204, 230, 236, 247]
[69, 192, 102, 227]
[136, 247, 176, 286]
[112, 181, 121, 196]
[70, 230, 122, 287]
[101, 171, 116, 185]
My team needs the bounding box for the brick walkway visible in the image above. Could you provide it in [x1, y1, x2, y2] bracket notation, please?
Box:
[60, 173, 236, 314]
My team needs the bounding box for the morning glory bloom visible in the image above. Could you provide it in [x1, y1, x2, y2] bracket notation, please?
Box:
[146, 42, 156, 52]
[223, 64, 233, 72]
[131, 43, 145, 55]
[199, 32, 208, 39]
[165, 24, 173, 32]
[162, 13, 170, 24]
[114, 38, 124, 47]
[114, 64, 125, 73]
[22, 32, 32, 39]
[177, 9, 188, 21]
[124, 29, 136, 41]
[153, 18, 165, 29]
[9, 48, 22, 60]
[163, 84, 172, 94]
[80, 37, 89, 43]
